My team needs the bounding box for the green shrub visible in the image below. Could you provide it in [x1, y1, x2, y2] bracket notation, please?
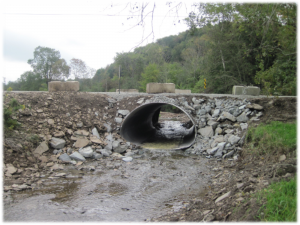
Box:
[3, 98, 22, 130]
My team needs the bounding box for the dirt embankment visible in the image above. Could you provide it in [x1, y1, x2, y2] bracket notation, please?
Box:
[3, 92, 297, 222]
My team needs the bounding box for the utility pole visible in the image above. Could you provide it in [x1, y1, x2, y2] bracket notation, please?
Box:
[118, 65, 120, 94]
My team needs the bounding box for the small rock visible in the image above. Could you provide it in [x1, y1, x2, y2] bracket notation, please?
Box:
[240, 123, 248, 130]
[48, 119, 55, 125]
[236, 183, 244, 189]
[279, 154, 286, 162]
[198, 126, 214, 138]
[215, 191, 231, 203]
[103, 123, 112, 132]
[59, 153, 72, 162]
[90, 136, 104, 144]
[111, 152, 123, 159]
[115, 117, 123, 123]
[98, 149, 112, 157]
[246, 103, 263, 110]
[92, 153, 102, 159]
[236, 197, 244, 202]
[237, 112, 249, 123]
[228, 135, 241, 145]
[122, 157, 133, 162]
[54, 173, 67, 177]
[104, 142, 113, 151]
[218, 112, 236, 122]
[47, 162, 54, 167]
[33, 141, 49, 156]
[207, 147, 219, 155]
[69, 151, 86, 161]
[77, 122, 83, 128]
[5, 164, 17, 176]
[92, 127, 100, 139]
[53, 149, 62, 155]
[203, 214, 215, 222]
[50, 164, 64, 170]
[50, 138, 66, 149]
[118, 110, 130, 117]
[74, 138, 89, 148]
[137, 98, 144, 104]
[79, 146, 94, 158]
[74, 130, 89, 137]
[223, 150, 234, 158]
[53, 131, 64, 137]
[215, 127, 222, 135]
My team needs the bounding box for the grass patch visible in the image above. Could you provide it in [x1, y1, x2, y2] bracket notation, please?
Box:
[256, 177, 297, 221]
[246, 121, 296, 156]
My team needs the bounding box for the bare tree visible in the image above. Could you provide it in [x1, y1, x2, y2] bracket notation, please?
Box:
[69, 58, 88, 79]
[101, 2, 192, 49]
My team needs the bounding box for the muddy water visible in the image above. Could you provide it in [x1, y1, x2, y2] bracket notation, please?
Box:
[4, 150, 215, 222]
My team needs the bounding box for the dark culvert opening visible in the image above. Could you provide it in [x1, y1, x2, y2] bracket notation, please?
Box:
[120, 103, 196, 150]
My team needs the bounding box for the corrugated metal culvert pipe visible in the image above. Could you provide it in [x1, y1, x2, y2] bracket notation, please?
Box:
[120, 103, 196, 150]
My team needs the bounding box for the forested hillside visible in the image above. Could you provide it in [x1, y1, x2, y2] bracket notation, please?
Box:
[5, 3, 296, 95]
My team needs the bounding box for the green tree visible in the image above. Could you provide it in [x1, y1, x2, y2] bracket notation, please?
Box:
[28, 46, 70, 83]
[18, 71, 46, 91]
[139, 63, 160, 92]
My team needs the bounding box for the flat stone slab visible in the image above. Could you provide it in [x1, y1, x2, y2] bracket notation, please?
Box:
[74, 138, 89, 148]
[34, 142, 49, 155]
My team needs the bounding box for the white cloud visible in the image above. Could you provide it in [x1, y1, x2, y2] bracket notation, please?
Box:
[2, 1, 191, 83]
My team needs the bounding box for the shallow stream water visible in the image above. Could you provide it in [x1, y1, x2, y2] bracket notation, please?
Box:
[4, 150, 215, 222]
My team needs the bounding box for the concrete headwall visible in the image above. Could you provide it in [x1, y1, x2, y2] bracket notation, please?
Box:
[232, 86, 260, 96]
[48, 81, 79, 92]
[146, 83, 175, 93]
[116, 89, 139, 93]
[175, 89, 191, 94]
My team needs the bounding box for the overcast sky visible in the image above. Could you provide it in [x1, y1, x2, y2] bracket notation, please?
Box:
[2, 0, 195, 83]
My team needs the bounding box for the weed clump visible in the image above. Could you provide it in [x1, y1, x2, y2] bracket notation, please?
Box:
[3, 98, 23, 130]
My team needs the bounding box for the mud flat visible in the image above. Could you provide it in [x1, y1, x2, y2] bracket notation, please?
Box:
[4, 150, 216, 222]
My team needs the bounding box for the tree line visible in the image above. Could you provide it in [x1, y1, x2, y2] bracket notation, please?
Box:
[4, 3, 296, 95]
